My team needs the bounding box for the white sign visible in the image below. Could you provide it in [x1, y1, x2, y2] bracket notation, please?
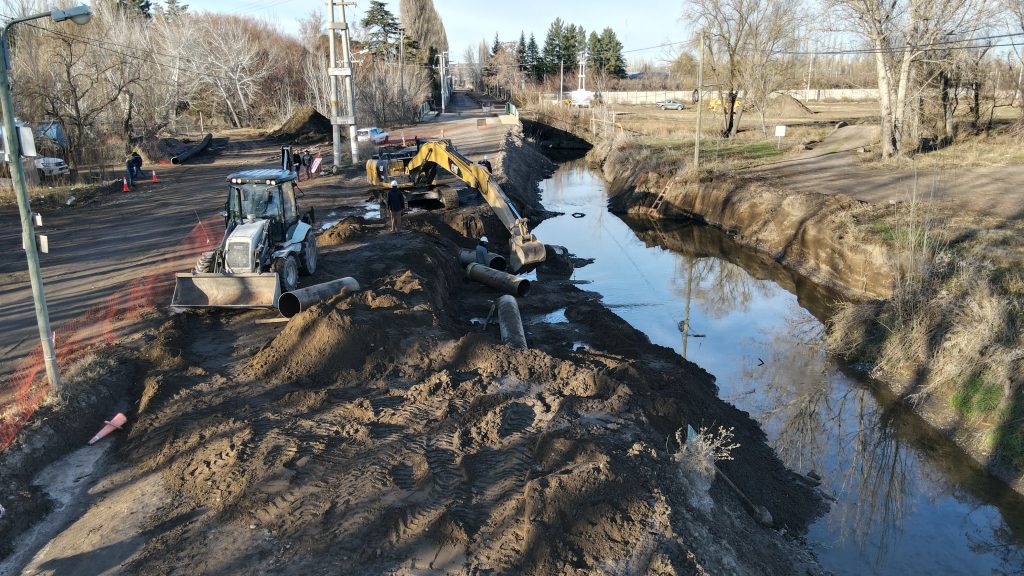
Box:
[774, 125, 787, 137]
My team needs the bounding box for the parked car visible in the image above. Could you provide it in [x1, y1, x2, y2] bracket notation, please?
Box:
[34, 156, 70, 178]
[658, 100, 685, 110]
[356, 127, 389, 145]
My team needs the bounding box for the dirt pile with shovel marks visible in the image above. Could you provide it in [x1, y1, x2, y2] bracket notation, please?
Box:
[86, 218, 829, 575]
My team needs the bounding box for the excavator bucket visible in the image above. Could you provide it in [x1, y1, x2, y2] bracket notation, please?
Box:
[171, 272, 281, 309]
[509, 236, 547, 272]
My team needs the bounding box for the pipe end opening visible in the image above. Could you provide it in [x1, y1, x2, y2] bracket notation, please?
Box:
[516, 279, 531, 297]
[278, 293, 301, 318]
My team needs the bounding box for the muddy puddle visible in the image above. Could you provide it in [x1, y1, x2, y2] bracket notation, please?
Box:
[535, 163, 1024, 575]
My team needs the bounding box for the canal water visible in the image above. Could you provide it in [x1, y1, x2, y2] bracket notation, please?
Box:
[533, 163, 1024, 575]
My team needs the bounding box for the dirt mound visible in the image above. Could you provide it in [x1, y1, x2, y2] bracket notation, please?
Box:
[270, 106, 333, 144]
[764, 93, 815, 118]
[320, 216, 367, 246]
[104, 226, 825, 575]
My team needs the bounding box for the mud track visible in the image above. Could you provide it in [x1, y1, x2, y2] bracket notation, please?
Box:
[109, 220, 825, 575]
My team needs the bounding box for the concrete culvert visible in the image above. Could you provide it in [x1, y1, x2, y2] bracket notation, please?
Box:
[465, 263, 530, 297]
[278, 277, 360, 318]
[497, 295, 527, 349]
[458, 249, 506, 271]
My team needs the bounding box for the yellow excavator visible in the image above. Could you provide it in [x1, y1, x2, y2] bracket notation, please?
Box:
[367, 139, 546, 271]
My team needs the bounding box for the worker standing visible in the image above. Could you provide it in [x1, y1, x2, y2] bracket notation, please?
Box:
[478, 155, 492, 173]
[475, 236, 489, 264]
[386, 180, 405, 233]
[302, 149, 313, 180]
[124, 154, 135, 188]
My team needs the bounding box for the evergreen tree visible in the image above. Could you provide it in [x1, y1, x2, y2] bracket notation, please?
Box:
[541, 18, 565, 76]
[599, 27, 626, 77]
[526, 33, 541, 80]
[561, 24, 585, 71]
[588, 31, 604, 72]
[164, 0, 187, 17]
[117, 0, 152, 17]
[491, 32, 501, 56]
[516, 32, 527, 72]
[361, 0, 401, 59]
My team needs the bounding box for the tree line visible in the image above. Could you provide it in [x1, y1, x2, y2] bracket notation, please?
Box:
[3, 0, 447, 178]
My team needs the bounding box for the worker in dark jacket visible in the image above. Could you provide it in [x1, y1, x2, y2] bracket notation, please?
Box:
[131, 151, 143, 181]
[292, 150, 304, 180]
[478, 155, 492, 173]
[386, 180, 405, 233]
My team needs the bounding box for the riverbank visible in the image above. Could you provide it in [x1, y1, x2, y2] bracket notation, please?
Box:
[0, 131, 829, 574]
[576, 125, 1024, 495]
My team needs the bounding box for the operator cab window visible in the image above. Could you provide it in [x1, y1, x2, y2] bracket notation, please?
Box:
[283, 184, 297, 223]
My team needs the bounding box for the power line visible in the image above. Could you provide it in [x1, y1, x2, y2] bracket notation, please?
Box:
[620, 31, 1024, 56]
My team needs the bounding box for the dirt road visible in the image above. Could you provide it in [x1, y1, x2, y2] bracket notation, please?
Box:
[752, 125, 1024, 222]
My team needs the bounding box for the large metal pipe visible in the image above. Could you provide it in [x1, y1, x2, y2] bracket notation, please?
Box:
[465, 263, 530, 297]
[497, 295, 527, 349]
[278, 277, 360, 318]
[458, 248, 507, 271]
[171, 133, 213, 165]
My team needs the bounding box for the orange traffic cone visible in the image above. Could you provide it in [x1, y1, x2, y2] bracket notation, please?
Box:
[88, 412, 127, 445]
[151, 170, 158, 183]
[122, 177, 129, 192]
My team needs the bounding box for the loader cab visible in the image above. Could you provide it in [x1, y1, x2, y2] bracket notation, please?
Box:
[226, 169, 298, 243]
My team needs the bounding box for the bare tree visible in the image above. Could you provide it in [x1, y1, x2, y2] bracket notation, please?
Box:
[686, 0, 757, 137]
[738, 0, 804, 136]
[830, 0, 994, 156]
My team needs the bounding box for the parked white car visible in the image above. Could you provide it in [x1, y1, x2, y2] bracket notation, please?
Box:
[34, 156, 70, 177]
[356, 127, 389, 145]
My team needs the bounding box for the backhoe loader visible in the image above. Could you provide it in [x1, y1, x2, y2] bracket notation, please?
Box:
[367, 139, 545, 271]
[171, 151, 317, 309]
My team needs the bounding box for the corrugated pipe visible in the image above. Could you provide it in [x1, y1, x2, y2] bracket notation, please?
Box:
[497, 295, 527, 349]
[458, 248, 507, 271]
[171, 133, 213, 165]
[465, 262, 530, 297]
[278, 277, 360, 318]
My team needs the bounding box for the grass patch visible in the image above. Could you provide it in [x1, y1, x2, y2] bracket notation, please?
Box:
[949, 375, 1003, 419]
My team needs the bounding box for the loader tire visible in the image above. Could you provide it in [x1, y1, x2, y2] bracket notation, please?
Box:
[194, 251, 214, 273]
[299, 231, 317, 275]
[273, 255, 299, 293]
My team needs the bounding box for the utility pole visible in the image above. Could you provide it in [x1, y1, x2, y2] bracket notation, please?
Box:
[559, 60, 564, 102]
[1, 6, 96, 394]
[398, 28, 405, 113]
[693, 31, 705, 169]
[327, 0, 358, 165]
[436, 51, 449, 113]
[578, 50, 586, 91]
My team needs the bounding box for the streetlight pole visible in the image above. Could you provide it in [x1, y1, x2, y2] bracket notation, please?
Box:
[2, 5, 92, 392]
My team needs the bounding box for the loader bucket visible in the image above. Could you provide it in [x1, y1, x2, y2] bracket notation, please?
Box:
[171, 272, 281, 309]
[509, 236, 547, 272]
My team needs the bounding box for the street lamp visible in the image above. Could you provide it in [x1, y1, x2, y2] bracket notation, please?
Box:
[2, 5, 92, 392]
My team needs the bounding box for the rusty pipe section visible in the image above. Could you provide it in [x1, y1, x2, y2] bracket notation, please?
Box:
[458, 249, 507, 271]
[465, 262, 530, 297]
[497, 295, 527, 349]
[278, 277, 360, 318]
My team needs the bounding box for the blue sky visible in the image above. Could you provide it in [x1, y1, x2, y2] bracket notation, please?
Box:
[184, 0, 690, 64]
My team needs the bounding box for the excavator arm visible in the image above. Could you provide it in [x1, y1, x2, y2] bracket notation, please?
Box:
[368, 140, 546, 271]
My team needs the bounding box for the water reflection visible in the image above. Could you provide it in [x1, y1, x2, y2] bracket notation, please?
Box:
[536, 163, 1024, 575]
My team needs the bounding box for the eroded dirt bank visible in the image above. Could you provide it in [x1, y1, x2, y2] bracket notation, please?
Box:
[0, 137, 829, 574]
[595, 138, 894, 301]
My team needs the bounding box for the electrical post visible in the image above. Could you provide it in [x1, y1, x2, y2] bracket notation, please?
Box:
[559, 60, 564, 103]
[327, 0, 358, 165]
[398, 28, 405, 112]
[0, 5, 94, 394]
[693, 31, 705, 169]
